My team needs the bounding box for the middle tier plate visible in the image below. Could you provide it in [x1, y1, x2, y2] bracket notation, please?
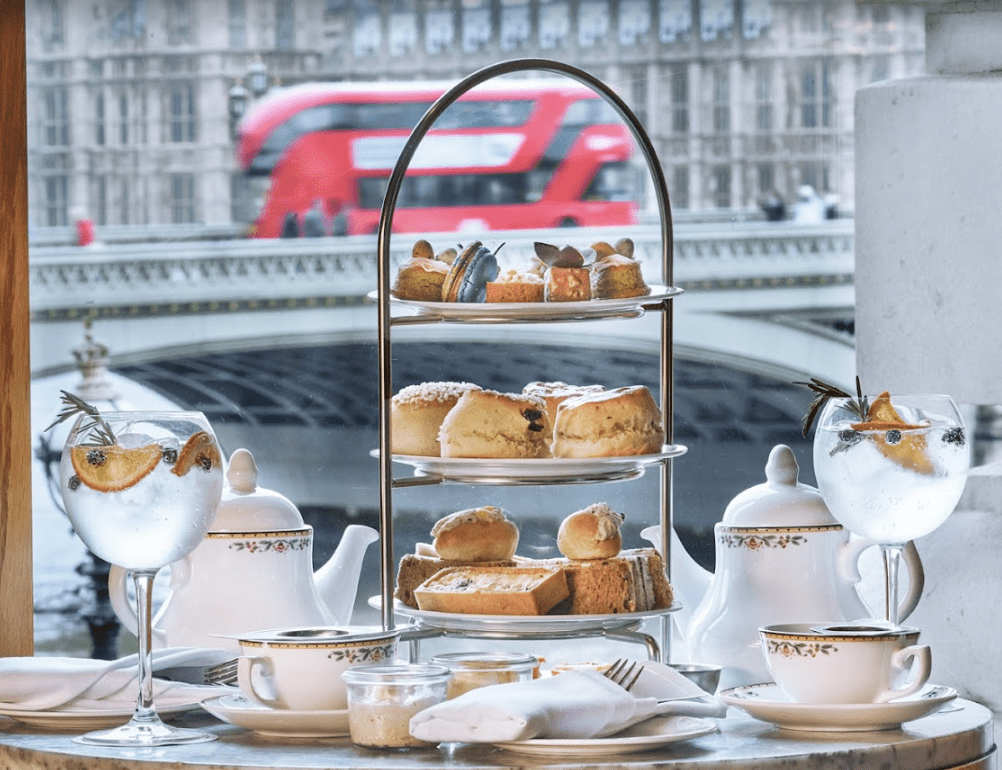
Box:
[369, 596, 681, 635]
[372, 445, 687, 485]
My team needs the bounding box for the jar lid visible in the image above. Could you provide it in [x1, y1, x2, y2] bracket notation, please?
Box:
[211, 448, 305, 532]
[342, 664, 452, 685]
[429, 652, 537, 672]
[720, 444, 837, 527]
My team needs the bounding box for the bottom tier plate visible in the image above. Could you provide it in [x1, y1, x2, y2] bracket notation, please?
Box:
[369, 596, 680, 635]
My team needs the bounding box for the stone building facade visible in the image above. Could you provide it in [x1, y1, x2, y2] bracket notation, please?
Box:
[25, 0, 924, 230]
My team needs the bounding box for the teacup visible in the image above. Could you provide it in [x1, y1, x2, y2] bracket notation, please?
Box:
[236, 626, 399, 711]
[759, 622, 931, 704]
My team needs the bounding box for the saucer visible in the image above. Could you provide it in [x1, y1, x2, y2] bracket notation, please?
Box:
[0, 701, 198, 731]
[200, 693, 349, 738]
[493, 716, 717, 756]
[719, 683, 958, 731]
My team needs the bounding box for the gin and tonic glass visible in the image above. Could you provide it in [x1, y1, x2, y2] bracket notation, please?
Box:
[812, 394, 970, 627]
[59, 408, 224, 746]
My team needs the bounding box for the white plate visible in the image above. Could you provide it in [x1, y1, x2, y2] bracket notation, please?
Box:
[0, 701, 200, 731]
[369, 285, 681, 322]
[373, 445, 687, 484]
[370, 596, 681, 634]
[200, 693, 350, 738]
[493, 715, 717, 756]
[719, 683, 958, 732]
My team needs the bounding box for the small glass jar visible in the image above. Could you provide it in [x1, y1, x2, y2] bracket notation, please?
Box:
[428, 651, 538, 699]
[342, 664, 451, 749]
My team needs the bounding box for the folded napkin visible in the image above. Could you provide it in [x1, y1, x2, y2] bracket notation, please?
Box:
[0, 647, 231, 712]
[409, 664, 726, 743]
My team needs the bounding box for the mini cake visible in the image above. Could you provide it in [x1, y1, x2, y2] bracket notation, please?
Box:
[544, 267, 591, 302]
[591, 254, 650, 299]
[552, 386, 665, 458]
[392, 258, 450, 302]
[391, 381, 481, 456]
[557, 503, 625, 561]
[485, 270, 545, 303]
[438, 389, 551, 459]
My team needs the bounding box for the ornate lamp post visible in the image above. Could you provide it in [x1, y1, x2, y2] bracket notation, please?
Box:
[35, 319, 129, 659]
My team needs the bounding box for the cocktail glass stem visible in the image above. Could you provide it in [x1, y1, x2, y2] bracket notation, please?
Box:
[73, 568, 215, 746]
[882, 543, 904, 628]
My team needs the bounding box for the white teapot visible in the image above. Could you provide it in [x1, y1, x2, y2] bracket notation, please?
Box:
[643, 444, 924, 690]
[109, 448, 379, 652]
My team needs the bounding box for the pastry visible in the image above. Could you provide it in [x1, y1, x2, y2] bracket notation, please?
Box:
[391, 258, 450, 302]
[412, 239, 435, 260]
[557, 503, 624, 560]
[413, 565, 570, 616]
[391, 381, 480, 456]
[395, 552, 516, 608]
[485, 270, 545, 303]
[544, 267, 591, 302]
[591, 254, 650, 299]
[439, 389, 551, 459]
[432, 506, 519, 562]
[552, 386, 664, 458]
[441, 241, 500, 302]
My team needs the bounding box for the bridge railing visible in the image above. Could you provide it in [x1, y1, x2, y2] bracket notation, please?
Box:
[28, 220, 854, 315]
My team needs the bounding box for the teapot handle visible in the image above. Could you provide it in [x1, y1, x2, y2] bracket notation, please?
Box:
[108, 563, 174, 646]
[839, 539, 925, 622]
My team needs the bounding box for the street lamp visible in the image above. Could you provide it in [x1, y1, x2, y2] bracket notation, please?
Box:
[228, 80, 249, 123]
[248, 54, 268, 97]
[35, 319, 131, 660]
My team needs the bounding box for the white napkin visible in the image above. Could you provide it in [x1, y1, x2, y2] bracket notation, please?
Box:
[0, 648, 230, 712]
[409, 665, 725, 743]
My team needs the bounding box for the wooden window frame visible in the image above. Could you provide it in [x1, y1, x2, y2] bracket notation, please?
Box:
[0, 5, 33, 657]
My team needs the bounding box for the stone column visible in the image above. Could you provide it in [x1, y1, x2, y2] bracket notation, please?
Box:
[853, 0, 1002, 736]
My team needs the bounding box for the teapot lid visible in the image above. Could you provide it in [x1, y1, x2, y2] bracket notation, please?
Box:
[212, 448, 306, 532]
[721, 444, 837, 527]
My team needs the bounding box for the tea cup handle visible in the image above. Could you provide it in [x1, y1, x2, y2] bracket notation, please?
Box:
[840, 539, 925, 622]
[237, 656, 282, 709]
[875, 644, 932, 703]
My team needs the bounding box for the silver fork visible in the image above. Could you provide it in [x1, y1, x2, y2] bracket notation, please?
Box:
[602, 658, 644, 691]
[156, 658, 239, 686]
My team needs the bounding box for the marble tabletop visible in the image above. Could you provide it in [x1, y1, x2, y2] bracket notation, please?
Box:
[0, 699, 995, 770]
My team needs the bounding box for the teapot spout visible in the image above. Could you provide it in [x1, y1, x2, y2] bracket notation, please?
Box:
[314, 524, 379, 626]
[640, 525, 713, 639]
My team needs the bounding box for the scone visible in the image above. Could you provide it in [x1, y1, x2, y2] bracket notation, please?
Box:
[552, 386, 664, 457]
[439, 389, 551, 458]
[391, 381, 481, 456]
[522, 382, 605, 441]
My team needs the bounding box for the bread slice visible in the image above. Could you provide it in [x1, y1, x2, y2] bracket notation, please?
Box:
[414, 566, 570, 616]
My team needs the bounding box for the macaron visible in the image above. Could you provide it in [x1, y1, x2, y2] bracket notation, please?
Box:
[441, 242, 499, 303]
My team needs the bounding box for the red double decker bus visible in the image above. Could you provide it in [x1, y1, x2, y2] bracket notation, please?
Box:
[234, 78, 639, 237]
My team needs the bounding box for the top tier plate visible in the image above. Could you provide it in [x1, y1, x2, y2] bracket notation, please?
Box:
[368, 284, 681, 323]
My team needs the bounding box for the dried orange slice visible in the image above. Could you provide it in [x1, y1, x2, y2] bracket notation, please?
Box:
[171, 431, 222, 477]
[851, 391, 934, 474]
[70, 443, 162, 492]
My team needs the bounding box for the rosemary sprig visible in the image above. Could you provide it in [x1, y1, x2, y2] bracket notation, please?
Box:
[794, 377, 869, 437]
[46, 391, 117, 446]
